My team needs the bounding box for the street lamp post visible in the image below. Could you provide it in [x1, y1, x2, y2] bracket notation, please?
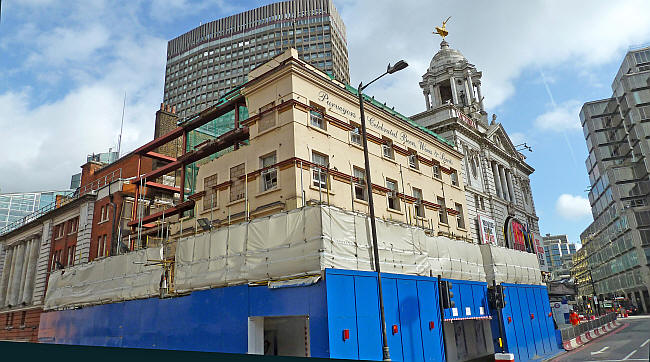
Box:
[357, 60, 408, 362]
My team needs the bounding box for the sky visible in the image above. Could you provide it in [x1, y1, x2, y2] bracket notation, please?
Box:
[1, 0, 650, 246]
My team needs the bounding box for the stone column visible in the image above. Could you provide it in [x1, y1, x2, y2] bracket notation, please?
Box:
[17, 240, 32, 305]
[449, 76, 459, 105]
[491, 161, 502, 198]
[476, 83, 484, 111]
[424, 91, 431, 110]
[466, 74, 475, 103]
[463, 77, 472, 105]
[506, 169, 516, 203]
[499, 165, 509, 202]
[0, 247, 14, 306]
[22, 239, 40, 305]
[434, 85, 442, 107]
[7, 242, 25, 306]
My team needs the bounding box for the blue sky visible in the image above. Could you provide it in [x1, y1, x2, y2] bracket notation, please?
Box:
[1, 0, 650, 246]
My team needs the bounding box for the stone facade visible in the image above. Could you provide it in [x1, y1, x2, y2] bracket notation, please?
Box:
[412, 40, 541, 252]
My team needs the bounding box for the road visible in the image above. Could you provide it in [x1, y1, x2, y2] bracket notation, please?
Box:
[551, 315, 650, 362]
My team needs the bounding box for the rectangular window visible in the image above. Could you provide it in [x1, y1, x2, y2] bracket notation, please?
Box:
[230, 163, 246, 202]
[56, 223, 65, 239]
[102, 235, 108, 257]
[450, 169, 459, 186]
[413, 187, 424, 217]
[350, 122, 362, 145]
[260, 152, 278, 191]
[455, 203, 465, 229]
[310, 110, 325, 130]
[353, 167, 367, 201]
[97, 236, 103, 258]
[203, 174, 218, 210]
[438, 197, 448, 224]
[20, 311, 26, 328]
[68, 245, 76, 266]
[433, 164, 441, 179]
[382, 138, 394, 159]
[386, 179, 400, 211]
[311, 151, 329, 189]
[408, 150, 419, 170]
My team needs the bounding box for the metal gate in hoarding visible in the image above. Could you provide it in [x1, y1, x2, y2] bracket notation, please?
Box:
[326, 269, 446, 361]
[492, 283, 560, 362]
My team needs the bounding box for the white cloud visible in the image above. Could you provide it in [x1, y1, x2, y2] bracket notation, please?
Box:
[555, 194, 592, 220]
[337, 0, 650, 116]
[534, 100, 583, 132]
[0, 2, 167, 193]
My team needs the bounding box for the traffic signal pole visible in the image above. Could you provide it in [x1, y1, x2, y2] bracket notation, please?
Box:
[493, 281, 507, 353]
[437, 275, 449, 362]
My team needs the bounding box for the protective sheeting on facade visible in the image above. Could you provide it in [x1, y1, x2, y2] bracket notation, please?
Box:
[44, 247, 161, 310]
[480, 244, 543, 285]
[174, 205, 487, 293]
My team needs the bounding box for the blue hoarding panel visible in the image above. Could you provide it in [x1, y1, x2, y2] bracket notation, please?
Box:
[416, 280, 445, 362]
[397, 279, 425, 362]
[532, 287, 551, 355]
[382, 277, 405, 361]
[525, 287, 544, 357]
[354, 275, 383, 361]
[326, 274, 359, 360]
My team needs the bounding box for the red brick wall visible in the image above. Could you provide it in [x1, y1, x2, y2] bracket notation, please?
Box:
[80, 154, 153, 188]
[89, 193, 127, 262]
[48, 217, 79, 272]
[0, 308, 42, 342]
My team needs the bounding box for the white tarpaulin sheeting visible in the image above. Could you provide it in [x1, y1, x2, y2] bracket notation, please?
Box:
[44, 247, 161, 310]
[175, 206, 495, 293]
[480, 244, 543, 285]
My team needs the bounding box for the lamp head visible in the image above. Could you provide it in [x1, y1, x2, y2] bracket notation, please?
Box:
[387, 60, 408, 74]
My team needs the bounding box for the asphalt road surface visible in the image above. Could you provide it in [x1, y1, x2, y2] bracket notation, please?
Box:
[550, 315, 650, 362]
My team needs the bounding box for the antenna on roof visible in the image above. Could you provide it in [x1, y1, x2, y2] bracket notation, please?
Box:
[117, 92, 126, 157]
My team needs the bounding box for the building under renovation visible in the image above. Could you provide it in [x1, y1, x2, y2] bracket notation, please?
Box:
[0, 49, 558, 362]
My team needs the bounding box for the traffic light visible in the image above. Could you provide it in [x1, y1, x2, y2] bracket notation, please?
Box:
[440, 280, 455, 309]
[488, 285, 507, 309]
[495, 284, 507, 309]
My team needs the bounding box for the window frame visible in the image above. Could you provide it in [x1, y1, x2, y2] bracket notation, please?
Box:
[260, 152, 278, 192]
[413, 187, 424, 218]
[386, 178, 400, 211]
[311, 151, 329, 189]
[309, 110, 326, 130]
[353, 166, 367, 201]
[437, 197, 448, 224]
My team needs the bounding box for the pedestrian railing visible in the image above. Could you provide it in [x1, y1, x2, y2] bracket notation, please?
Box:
[560, 312, 617, 341]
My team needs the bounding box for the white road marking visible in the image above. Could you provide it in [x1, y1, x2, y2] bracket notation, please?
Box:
[640, 338, 650, 348]
[591, 346, 610, 355]
[585, 359, 645, 362]
[622, 349, 637, 360]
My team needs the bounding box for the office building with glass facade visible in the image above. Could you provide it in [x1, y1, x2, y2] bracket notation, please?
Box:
[163, 0, 349, 117]
[0, 191, 73, 231]
[542, 234, 576, 280]
[579, 46, 650, 313]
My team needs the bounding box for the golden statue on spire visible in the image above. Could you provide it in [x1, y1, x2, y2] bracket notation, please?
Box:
[433, 16, 451, 39]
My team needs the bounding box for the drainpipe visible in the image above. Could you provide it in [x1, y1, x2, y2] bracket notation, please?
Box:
[109, 194, 117, 256]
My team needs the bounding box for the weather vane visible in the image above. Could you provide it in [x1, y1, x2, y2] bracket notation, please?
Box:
[433, 16, 451, 39]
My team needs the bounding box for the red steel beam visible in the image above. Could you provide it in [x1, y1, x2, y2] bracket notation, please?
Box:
[133, 127, 248, 185]
[132, 127, 184, 155]
[145, 151, 176, 163]
[132, 95, 244, 156]
[145, 181, 180, 193]
[127, 200, 195, 227]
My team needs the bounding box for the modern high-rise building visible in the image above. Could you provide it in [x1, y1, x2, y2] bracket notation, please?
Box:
[163, 0, 349, 117]
[542, 234, 577, 280]
[579, 45, 650, 313]
[0, 190, 74, 231]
